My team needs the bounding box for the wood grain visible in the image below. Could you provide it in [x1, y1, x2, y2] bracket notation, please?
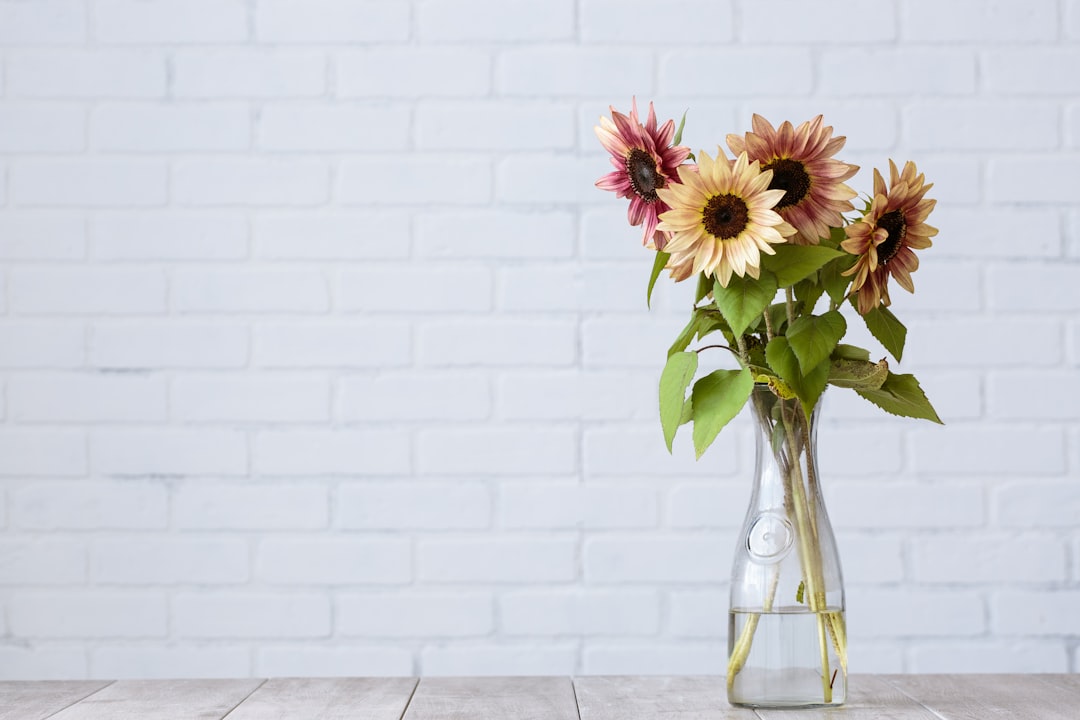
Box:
[574, 676, 756, 720]
[403, 677, 578, 720]
[46, 679, 264, 720]
[0, 681, 112, 720]
[224, 677, 418, 720]
[754, 675, 941, 720]
[885, 674, 1080, 720]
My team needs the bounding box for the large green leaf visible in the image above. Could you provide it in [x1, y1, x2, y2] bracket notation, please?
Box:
[695, 272, 712, 304]
[760, 245, 845, 287]
[659, 351, 698, 451]
[786, 310, 847, 374]
[820, 253, 858, 307]
[647, 250, 670, 309]
[794, 276, 825, 315]
[690, 367, 753, 459]
[828, 357, 889, 390]
[713, 271, 777, 338]
[765, 336, 829, 420]
[855, 372, 942, 424]
[831, 343, 871, 362]
[668, 308, 731, 357]
[860, 303, 907, 362]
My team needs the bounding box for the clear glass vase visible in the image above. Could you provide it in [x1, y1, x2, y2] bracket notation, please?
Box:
[727, 385, 846, 708]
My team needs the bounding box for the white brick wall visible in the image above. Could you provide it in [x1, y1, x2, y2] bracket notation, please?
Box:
[0, 0, 1077, 681]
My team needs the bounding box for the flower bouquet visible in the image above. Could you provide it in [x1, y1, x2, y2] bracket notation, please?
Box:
[595, 101, 942, 707]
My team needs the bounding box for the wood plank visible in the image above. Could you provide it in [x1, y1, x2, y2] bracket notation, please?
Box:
[0, 681, 113, 720]
[224, 677, 418, 720]
[573, 676, 756, 720]
[403, 677, 577, 720]
[885, 674, 1080, 720]
[47, 679, 264, 720]
[754, 675, 941, 720]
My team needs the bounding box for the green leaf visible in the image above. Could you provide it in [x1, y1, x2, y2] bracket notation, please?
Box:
[832, 343, 871, 362]
[695, 272, 712, 304]
[765, 336, 829, 420]
[786, 310, 847, 374]
[668, 313, 704, 358]
[828, 357, 889, 390]
[794, 276, 825, 315]
[855, 372, 943, 424]
[713, 271, 778, 338]
[659, 351, 698, 452]
[860, 303, 907, 362]
[820, 253, 858, 307]
[690, 367, 754, 459]
[679, 397, 694, 426]
[760, 245, 845, 287]
[673, 110, 688, 146]
[647, 251, 670, 309]
[765, 301, 790, 336]
[668, 308, 731, 357]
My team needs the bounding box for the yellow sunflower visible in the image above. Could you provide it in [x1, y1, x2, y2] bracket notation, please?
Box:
[656, 149, 796, 287]
[841, 160, 937, 314]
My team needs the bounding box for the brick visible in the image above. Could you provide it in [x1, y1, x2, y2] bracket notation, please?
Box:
[93, 429, 248, 476]
[0, 647, 87, 680]
[912, 535, 1065, 584]
[665, 482, 753, 529]
[0, 212, 85, 259]
[496, 370, 654, 421]
[257, 0, 409, 42]
[257, 647, 414, 677]
[585, 536, 727, 583]
[497, 264, 644, 313]
[417, 101, 574, 151]
[582, 315, 692, 368]
[415, 211, 575, 259]
[499, 48, 653, 97]
[91, 322, 249, 369]
[909, 641, 1068, 674]
[0, 430, 86, 476]
[501, 590, 659, 636]
[582, 0, 732, 42]
[92, 211, 248, 260]
[91, 103, 250, 152]
[255, 211, 411, 260]
[990, 157, 1080, 203]
[93, 646, 251, 679]
[10, 592, 166, 638]
[583, 644, 724, 675]
[0, 105, 84, 152]
[418, 427, 575, 475]
[420, 0, 572, 41]
[0, 323, 84, 368]
[662, 49, 811, 96]
[583, 425, 738, 478]
[0, 539, 86, 584]
[0, 0, 85, 45]
[11, 268, 165, 315]
[174, 593, 330, 638]
[172, 269, 329, 313]
[497, 481, 657, 529]
[418, 320, 575, 367]
[911, 426, 1064, 476]
[582, 207, 661, 260]
[668, 590, 728, 638]
[988, 263, 1080, 311]
[339, 49, 489, 98]
[338, 593, 492, 637]
[93, 538, 249, 584]
[994, 591, 1080, 635]
[257, 538, 410, 584]
[741, 0, 893, 42]
[929, 208, 1060, 258]
[1071, 0, 1080, 40]
[418, 537, 576, 583]
[985, 49, 1080, 95]
[13, 159, 167, 206]
[827, 482, 984, 529]
[903, 317, 1060, 367]
[255, 429, 410, 475]
[339, 266, 492, 313]
[339, 157, 491, 205]
[174, 50, 326, 98]
[732, 101, 896, 152]
[816, 425, 904, 477]
[421, 645, 577, 676]
[820, 49, 976, 95]
[174, 159, 329, 206]
[995, 482, 1080, 528]
[340, 372, 490, 422]
[258, 104, 409, 152]
[9, 50, 165, 98]
[95, 0, 247, 43]
[255, 322, 409, 368]
[173, 483, 328, 530]
[847, 587, 984, 636]
[902, 0, 1056, 41]
[835, 533, 905, 584]
[988, 371, 1080, 420]
[9, 373, 166, 423]
[338, 481, 491, 530]
[497, 155, 605, 204]
[905, 101, 1058, 151]
[173, 374, 329, 423]
[12, 481, 166, 530]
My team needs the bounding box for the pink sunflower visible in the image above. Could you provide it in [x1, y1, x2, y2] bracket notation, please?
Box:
[595, 99, 692, 250]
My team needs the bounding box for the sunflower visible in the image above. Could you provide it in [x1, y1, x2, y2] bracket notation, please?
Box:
[841, 160, 937, 314]
[595, 99, 691, 249]
[726, 115, 858, 245]
[656, 149, 796, 287]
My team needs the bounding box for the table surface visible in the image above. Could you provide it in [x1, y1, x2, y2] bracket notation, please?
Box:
[3, 674, 1079, 719]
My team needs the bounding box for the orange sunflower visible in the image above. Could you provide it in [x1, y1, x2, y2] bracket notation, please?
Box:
[841, 160, 937, 314]
[727, 115, 858, 245]
[656, 149, 795, 287]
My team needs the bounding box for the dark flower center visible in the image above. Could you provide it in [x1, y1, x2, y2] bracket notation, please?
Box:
[876, 209, 907, 264]
[625, 148, 662, 202]
[763, 158, 811, 210]
[703, 193, 749, 240]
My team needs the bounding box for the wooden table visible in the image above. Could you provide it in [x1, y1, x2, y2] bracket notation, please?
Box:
[3, 674, 1078, 719]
